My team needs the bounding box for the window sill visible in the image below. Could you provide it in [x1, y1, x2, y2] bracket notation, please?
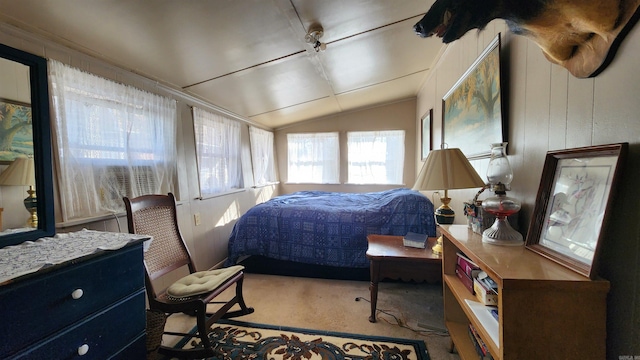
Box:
[56, 212, 125, 230]
[251, 181, 280, 189]
[284, 182, 341, 185]
[56, 201, 187, 230]
[343, 183, 407, 186]
[197, 188, 246, 200]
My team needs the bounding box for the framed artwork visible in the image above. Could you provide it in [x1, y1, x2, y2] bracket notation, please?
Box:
[442, 33, 505, 159]
[0, 98, 33, 164]
[526, 143, 628, 279]
[421, 109, 432, 160]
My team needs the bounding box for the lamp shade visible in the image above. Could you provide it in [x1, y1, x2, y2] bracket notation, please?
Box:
[413, 148, 484, 191]
[0, 156, 35, 186]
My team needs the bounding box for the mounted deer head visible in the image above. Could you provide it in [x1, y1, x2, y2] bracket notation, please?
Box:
[413, 0, 640, 78]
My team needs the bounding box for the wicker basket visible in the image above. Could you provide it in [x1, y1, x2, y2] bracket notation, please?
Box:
[146, 309, 168, 360]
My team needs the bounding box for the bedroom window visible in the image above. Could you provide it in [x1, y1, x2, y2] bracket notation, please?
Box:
[193, 107, 243, 196]
[48, 60, 177, 222]
[249, 126, 277, 186]
[287, 132, 339, 184]
[347, 130, 405, 184]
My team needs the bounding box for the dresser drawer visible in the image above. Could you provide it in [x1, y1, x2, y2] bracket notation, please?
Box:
[0, 244, 144, 357]
[110, 333, 147, 360]
[12, 289, 146, 360]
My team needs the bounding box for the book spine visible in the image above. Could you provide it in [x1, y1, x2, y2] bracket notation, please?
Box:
[469, 324, 493, 359]
[467, 325, 484, 357]
[478, 276, 498, 291]
[490, 308, 499, 321]
[456, 253, 481, 278]
[474, 278, 499, 306]
[455, 265, 475, 295]
[403, 232, 427, 248]
[403, 239, 426, 248]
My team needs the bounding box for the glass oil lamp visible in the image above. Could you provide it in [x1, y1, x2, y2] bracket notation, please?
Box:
[482, 142, 523, 245]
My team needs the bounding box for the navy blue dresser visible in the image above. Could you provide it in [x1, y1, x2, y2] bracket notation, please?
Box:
[0, 231, 148, 359]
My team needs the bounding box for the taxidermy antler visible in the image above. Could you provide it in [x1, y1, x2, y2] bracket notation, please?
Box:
[413, 0, 640, 78]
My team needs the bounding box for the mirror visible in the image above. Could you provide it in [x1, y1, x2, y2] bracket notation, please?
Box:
[0, 43, 54, 247]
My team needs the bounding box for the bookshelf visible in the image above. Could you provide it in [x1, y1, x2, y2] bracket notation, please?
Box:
[439, 225, 609, 360]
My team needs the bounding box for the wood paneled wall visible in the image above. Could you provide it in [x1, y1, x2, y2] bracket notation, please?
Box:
[416, 20, 640, 358]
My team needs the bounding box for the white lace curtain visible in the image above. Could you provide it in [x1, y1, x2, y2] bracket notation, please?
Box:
[48, 60, 177, 221]
[192, 107, 242, 196]
[287, 132, 339, 184]
[249, 126, 277, 186]
[347, 130, 405, 184]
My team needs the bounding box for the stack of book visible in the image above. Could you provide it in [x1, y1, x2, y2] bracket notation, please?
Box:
[455, 252, 500, 306]
[474, 272, 498, 306]
[455, 252, 480, 295]
[402, 232, 428, 248]
[468, 323, 494, 360]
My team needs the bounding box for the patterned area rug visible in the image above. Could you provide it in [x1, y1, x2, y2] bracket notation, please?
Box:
[172, 319, 430, 360]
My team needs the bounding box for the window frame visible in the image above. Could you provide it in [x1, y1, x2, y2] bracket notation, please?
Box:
[286, 132, 340, 184]
[192, 107, 244, 197]
[346, 130, 405, 185]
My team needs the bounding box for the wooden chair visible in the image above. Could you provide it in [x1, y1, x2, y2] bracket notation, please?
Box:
[124, 193, 254, 359]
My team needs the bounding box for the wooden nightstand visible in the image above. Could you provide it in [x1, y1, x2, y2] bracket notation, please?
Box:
[365, 234, 442, 322]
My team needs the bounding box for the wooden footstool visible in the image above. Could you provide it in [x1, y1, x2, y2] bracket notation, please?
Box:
[365, 234, 442, 322]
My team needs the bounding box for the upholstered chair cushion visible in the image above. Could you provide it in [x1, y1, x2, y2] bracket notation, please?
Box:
[166, 265, 244, 300]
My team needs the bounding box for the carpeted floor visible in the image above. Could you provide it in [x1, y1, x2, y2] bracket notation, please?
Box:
[161, 272, 459, 360]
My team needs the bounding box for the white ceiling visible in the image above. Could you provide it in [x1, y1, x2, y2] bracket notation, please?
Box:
[0, 0, 444, 128]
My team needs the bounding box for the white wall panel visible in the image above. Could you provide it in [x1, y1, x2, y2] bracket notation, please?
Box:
[416, 17, 640, 359]
[548, 66, 569, 150]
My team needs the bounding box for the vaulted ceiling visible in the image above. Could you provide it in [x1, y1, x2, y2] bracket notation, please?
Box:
[0, 0, 443, 128]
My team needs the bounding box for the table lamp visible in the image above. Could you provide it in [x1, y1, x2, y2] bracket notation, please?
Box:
[0, 156, 37, 227]
[413, 148, 485, 255]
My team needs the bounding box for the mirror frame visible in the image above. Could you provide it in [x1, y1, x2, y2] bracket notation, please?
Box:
[0, 43, 55, 247]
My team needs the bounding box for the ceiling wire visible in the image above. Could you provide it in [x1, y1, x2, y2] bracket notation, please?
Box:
[184, 0, 311, 90]
[286, 0, 336, 96]
[325, 14, 426, 45]
[183, 50, 305, 89]
[289, 0, 306, 31]
[289, 0, 425, 45]
[184, 4, 426, 91]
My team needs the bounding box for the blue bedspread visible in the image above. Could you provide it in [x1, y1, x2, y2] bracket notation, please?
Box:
[225, 188, 435, 268]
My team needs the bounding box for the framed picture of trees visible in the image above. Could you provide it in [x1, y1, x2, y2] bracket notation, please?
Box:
[0, 98, 33, 164]
[442, 33, 505, 159]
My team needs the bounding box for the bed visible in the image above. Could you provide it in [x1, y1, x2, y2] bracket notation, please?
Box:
[224, 188, 436, 269]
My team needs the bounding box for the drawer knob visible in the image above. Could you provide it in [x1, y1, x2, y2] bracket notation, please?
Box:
[71, 289, 84, 299]
[77, 344, 89, 355]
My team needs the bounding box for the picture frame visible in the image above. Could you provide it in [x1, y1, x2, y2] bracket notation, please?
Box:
[421, 109, 432, 160]
[525, 143, 628, 279]
[0, 98, 33, 164]
[442, 33, 505, 159]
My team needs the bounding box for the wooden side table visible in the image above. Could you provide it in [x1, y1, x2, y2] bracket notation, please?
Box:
[365, 234, 442, 322]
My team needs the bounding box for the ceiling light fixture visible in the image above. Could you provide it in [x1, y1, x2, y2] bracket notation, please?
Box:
[305, 24, 326, 52]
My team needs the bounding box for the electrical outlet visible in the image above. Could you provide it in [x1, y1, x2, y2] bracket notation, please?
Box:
[432, 191, 442, 207]
[194, 212, 201, 226]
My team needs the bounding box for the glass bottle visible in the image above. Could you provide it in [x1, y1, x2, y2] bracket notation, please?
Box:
[482, 142, 523, 245]
[486, 142, 512, 192]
